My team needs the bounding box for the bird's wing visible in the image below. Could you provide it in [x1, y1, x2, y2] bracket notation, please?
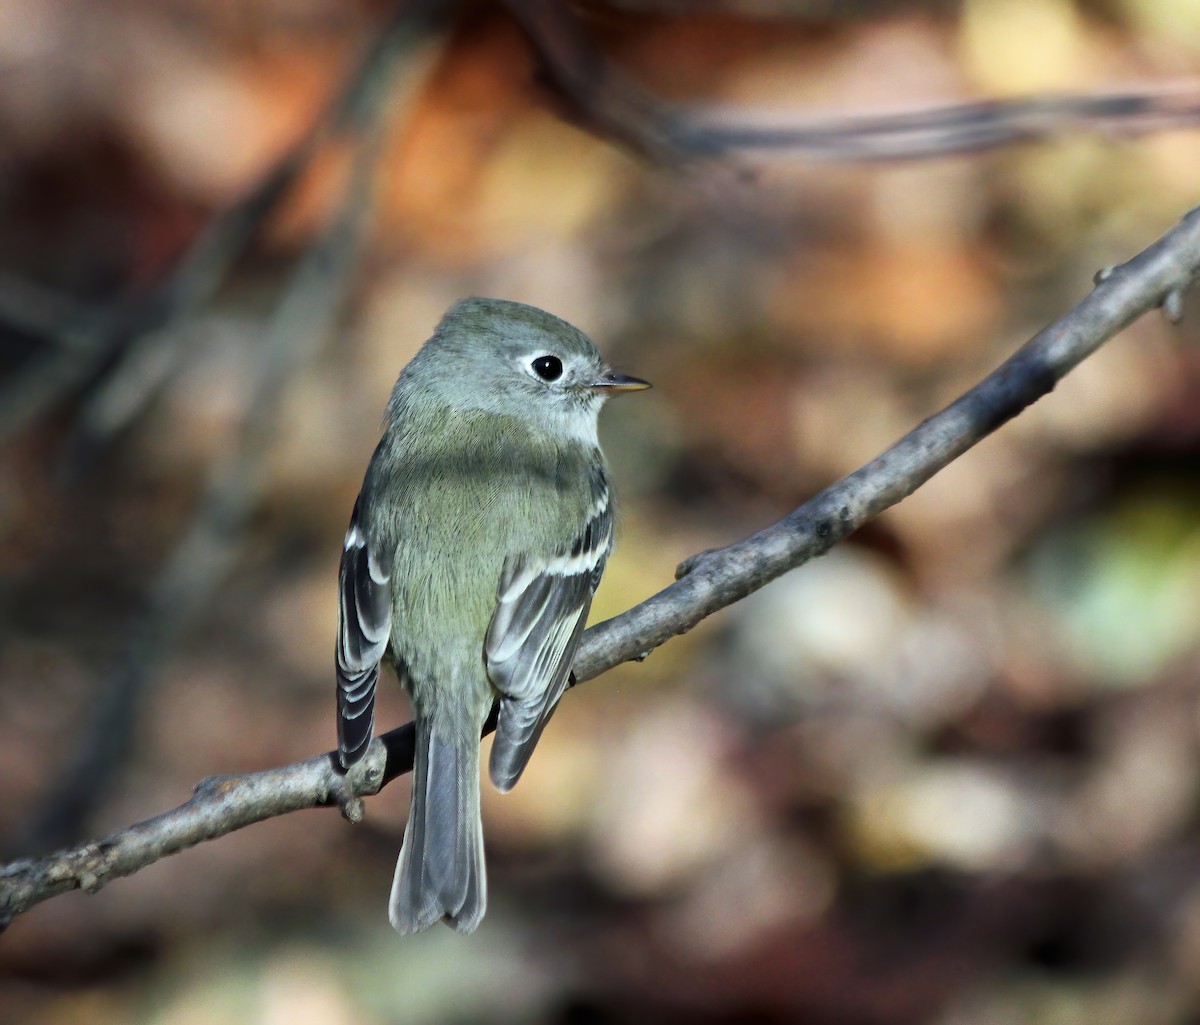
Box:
[485, 493, 612, 791]
[336, 494, 393, 769]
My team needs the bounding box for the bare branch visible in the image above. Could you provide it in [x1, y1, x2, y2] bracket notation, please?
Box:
[600, 0, 948, 15]
[0, 747, 388, 925]
[503, 0, 1200, 162]
[3, 204, 1199, 930]
[675, 91, 1200, 161]
[12, 19, 423, 857]
[503, 0, 689, 163]
[0, 0, 447, 451]
[65, 0, 448, 462]
[0, 274, 99, 347]
[575, 215, 1200, 670]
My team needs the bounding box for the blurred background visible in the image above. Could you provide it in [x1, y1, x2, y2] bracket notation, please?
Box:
[4, 0, 1200, 1023]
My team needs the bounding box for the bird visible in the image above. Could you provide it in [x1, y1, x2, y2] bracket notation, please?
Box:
[334, 297, 650, 934]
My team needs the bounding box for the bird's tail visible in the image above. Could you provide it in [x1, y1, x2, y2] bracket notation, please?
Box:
[389, 719, 486, 934]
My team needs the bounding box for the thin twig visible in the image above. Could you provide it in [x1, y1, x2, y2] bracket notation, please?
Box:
[0, 0, 445, 452]
[11, 21, 423, 857]
[504, 0, 688, 163]
[675, 91, 1200, 161]
[0, 274, 99, 349]
[66, 0, 447, 464]
[504, 0, 1200, 163]
[600, 0, 948, 15]
[4, 203, 1199, 929]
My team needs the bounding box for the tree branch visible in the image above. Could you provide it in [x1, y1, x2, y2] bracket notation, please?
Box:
[503, 0, 1200, 163]
[3, 205, 1200, 931]
[9, 3, 440, 858]
[0, 0, 447, 452]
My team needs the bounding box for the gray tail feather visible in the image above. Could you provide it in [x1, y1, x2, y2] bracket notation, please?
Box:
[389, 722, 486, 934]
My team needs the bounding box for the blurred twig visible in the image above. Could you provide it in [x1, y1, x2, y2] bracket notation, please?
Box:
[504, 0, 1200, 162]
[10, 6, 442, 858]
[503, 0, 688, 163]
[0, 0, 443, 456]
[674, 91, 1200, 161]
[66, 0, 447, 467]
[600, 0, 952, 14]
[5, 202, 1200, 928]
[0, 275, 99, 349]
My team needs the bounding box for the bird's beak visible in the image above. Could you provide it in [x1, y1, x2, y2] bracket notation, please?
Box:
[591, 370, 651, 393]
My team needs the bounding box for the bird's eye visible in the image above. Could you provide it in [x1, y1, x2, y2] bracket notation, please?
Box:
[531, 355, 563, 381]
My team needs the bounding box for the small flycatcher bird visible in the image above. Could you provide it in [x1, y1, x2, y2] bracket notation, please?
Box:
[335, 297, 649, 934]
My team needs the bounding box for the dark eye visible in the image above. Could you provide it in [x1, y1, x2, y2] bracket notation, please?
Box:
[531, 355, 563, 381]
